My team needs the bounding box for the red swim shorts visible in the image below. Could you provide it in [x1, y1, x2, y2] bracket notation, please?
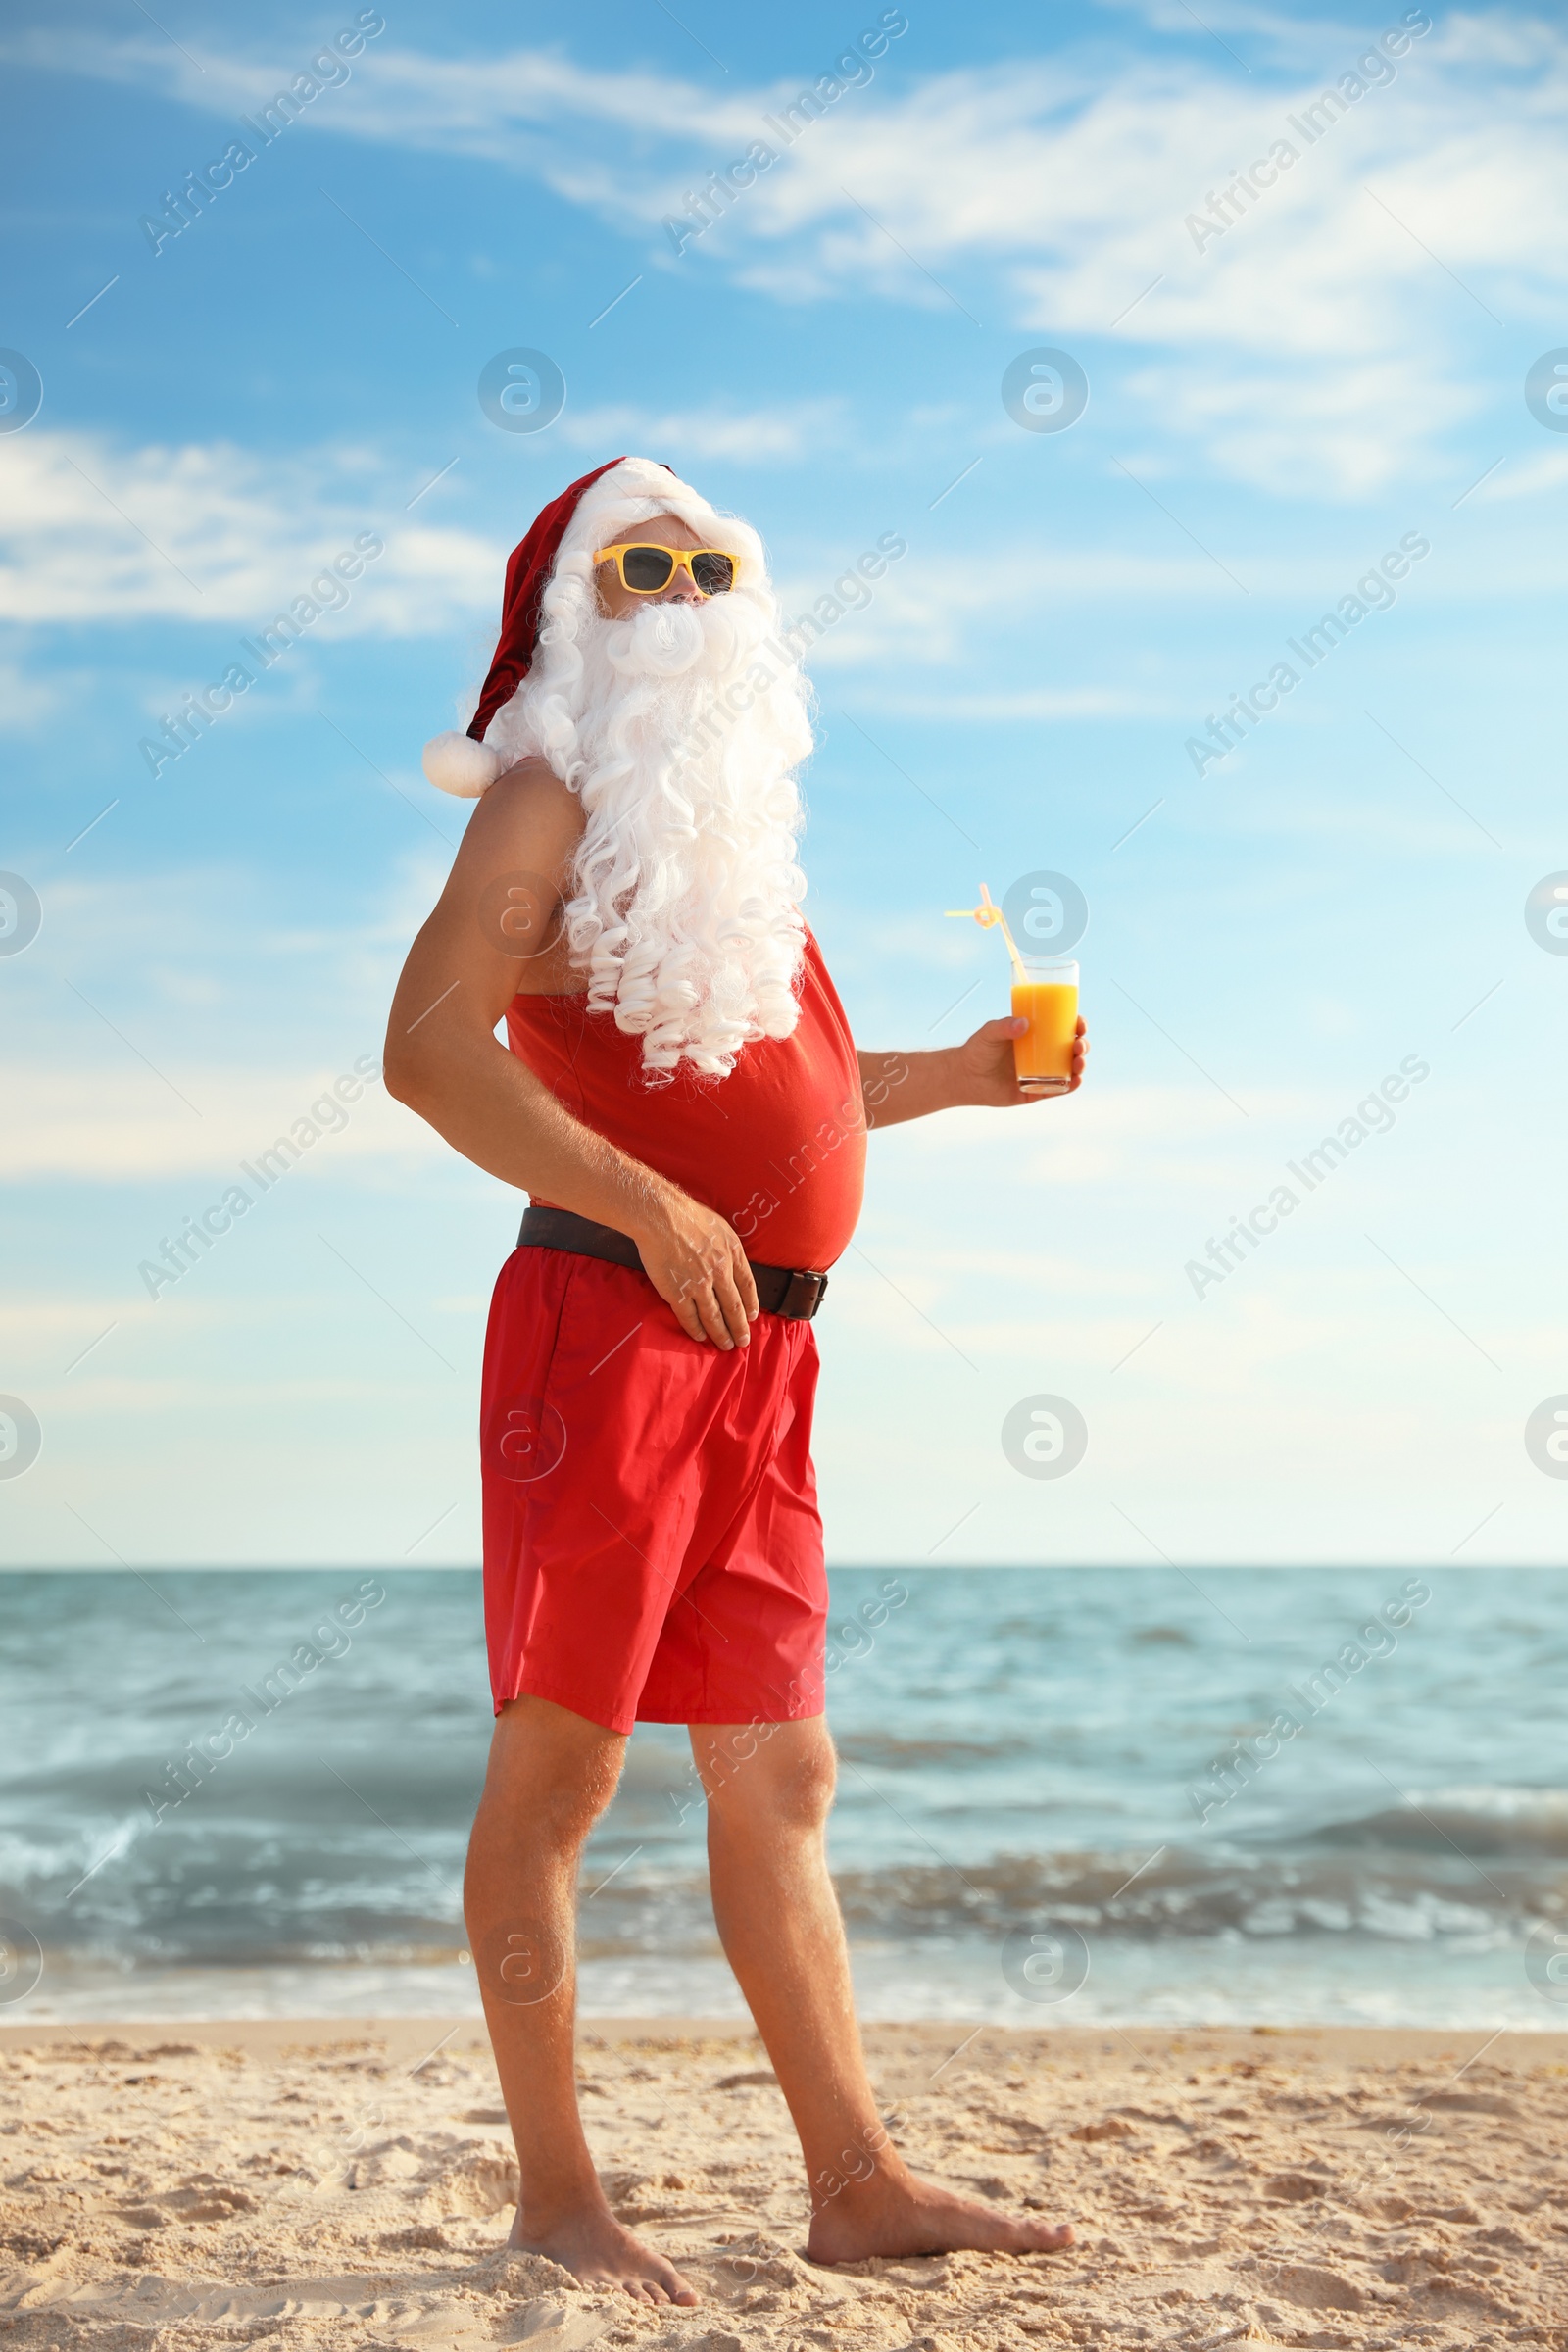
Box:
[480, 1246, 828, 1734]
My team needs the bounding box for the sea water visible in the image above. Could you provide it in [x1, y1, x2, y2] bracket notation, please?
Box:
[1, 1567, 1564, 2027]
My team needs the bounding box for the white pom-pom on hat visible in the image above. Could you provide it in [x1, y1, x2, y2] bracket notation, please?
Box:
[422, 731, 504, 799]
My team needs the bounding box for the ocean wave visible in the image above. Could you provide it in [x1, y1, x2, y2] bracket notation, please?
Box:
[828, 1845, 1565, 1943]
[6, 1569, 1568, 1994]
[1303, 1787, 1568, 1859]
[12, 1791, 1567, 1970]
[835, 1733, 1033, 1767]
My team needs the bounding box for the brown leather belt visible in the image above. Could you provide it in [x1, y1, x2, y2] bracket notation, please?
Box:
[516, 1204, 829, 1321]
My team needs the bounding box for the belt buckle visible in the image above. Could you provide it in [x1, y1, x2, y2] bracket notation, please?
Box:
[780, 1268, 827, 1320]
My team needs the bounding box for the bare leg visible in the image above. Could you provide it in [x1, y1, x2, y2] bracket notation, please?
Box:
[465, 1694, 698, 2305]
[693, 1717, 1073, 2264]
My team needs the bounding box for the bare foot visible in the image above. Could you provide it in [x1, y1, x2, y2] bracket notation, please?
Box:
[806, 2168, 1073, 2266]
[508, 2203, 699, 2305]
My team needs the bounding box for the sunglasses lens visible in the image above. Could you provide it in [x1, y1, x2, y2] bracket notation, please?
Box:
[691, 552, 735, 595]
[622, 546, 675, 592]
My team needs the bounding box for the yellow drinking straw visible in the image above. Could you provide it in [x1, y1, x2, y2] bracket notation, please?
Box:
[945, 883, 1029, 987]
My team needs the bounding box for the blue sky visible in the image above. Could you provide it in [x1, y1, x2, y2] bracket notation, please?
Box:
[4, 0, 1568, 1569]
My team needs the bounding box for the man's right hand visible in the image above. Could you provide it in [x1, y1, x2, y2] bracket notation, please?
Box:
[632, 1191, 759, 1349]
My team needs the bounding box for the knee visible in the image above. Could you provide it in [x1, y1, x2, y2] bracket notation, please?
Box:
[483, 1700, 624, 1849]
[708, 1724, 837, 1837]
[531, 1765, 616, 1849]
[777, 1740, 837, 1834]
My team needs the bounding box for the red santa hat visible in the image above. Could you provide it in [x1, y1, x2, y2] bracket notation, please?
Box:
[421, 455, 678, 798]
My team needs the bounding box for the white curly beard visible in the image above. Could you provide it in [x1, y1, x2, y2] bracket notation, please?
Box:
[484, 481, 814, 1079]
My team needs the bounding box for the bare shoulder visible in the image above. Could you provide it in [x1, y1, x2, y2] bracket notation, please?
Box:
[459, 756, 583, 881]
[439, 756, 584, 995]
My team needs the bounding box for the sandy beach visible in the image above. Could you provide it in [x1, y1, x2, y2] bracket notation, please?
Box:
[2, 2017, 1564, 2349]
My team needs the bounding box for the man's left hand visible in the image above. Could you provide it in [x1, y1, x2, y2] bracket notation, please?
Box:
[857, 1017, 1089, 1128]
[957, 1013, 1089, 1106]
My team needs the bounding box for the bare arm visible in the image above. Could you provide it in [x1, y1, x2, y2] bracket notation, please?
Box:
[858, 1015, 1089, 1132]
[383, 760, 758, 1349]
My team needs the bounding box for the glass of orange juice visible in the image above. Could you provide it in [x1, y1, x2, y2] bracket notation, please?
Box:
[1012, 957, 1078, 1095]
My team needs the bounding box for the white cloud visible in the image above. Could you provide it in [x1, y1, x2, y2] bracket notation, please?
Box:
[558, 399, 843, 465]
[17, 18, 1568, 493]
[2, 415, 1557, 710]
[0, 1062, 444, 1182]
[0, 412, 841, 633]
[775, 542, 1248, 678]
[0, 660, 65, 729]
[0, 429, 501, 630]
[1469, 445, 1568, 500]
[4, 19, 1565, 688]
[854, 686, 1187, 721]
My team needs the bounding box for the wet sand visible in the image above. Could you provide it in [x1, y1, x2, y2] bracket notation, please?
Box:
[3, 2017, 1565, 2348]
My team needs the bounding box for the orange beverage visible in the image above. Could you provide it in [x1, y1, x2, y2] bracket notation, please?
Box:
[1012, 960, 1078, 1094]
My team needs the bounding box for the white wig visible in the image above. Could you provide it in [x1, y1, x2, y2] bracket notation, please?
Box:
[483, 458, 815, 1080]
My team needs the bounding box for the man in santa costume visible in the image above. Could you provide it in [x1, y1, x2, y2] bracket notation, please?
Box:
[386, 457, 1087, 2303]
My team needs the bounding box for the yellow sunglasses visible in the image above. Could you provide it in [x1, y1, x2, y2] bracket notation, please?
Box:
[593, 543, 738, 596]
